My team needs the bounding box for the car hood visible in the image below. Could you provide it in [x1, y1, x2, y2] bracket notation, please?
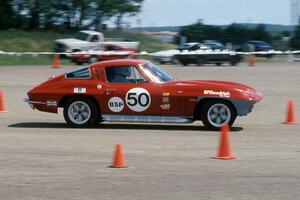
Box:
[165, 80, 261, 101]
[171, 80, 254, 90]
[55, 38, 89, 45]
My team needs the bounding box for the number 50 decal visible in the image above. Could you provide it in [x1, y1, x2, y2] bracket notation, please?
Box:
[126, 88, 151, 112]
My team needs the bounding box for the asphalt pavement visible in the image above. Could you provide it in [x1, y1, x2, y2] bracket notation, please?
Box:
[0, 62, 299, 200]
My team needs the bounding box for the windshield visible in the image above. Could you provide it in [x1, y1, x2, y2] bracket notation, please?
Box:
[140, 62, 174, 83]
[75, 32, 89, 41]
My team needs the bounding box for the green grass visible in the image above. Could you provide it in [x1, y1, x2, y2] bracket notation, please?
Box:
[0, 29, 176, 65]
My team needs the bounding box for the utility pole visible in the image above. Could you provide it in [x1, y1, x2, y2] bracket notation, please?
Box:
[291, 0, 300, 25]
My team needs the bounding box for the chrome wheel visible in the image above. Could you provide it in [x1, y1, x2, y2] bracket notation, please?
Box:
[207, 103, 231, 127]
[67, 101, 91, 125]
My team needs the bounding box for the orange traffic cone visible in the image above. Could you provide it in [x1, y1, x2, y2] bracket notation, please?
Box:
[0, 90, 7, 113]
[111, 144, 127, 168]
[52, 54, 61, 68]
[283, 100, 298, 125]
[212, 124, 236, 160]
[248, 54, 255, 66]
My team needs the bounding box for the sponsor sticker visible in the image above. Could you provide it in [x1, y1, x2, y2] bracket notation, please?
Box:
[126, 88, 151, 112]
[203, 90, 231, 98]
[108, 97, 124, 112]
[74, 87, 86, 94]
[162, 96, 169, 103]
[160, 104, 170, 110]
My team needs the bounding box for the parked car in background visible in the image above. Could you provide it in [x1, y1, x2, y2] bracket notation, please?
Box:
[152, 43, 210, 64]
[70, 44, 136, 65]
[175, 50, 242, 66]
[175, 41, 241, 66]
[245, 41, 273, 52]
[54, 30, 139, 53]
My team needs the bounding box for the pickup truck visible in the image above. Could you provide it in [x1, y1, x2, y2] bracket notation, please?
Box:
[54, 30, 139, 53]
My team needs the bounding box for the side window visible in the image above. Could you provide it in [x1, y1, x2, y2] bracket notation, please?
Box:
[65, 67, 90, 79]
[105, 66, 147, 84]
[91, 35, 99, 42]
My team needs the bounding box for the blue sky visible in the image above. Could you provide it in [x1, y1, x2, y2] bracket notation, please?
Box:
[126, 0, 291, 27]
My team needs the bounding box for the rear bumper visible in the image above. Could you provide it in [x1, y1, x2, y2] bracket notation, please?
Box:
[24, 98, 46, 109]
[24, 98, 57, 113]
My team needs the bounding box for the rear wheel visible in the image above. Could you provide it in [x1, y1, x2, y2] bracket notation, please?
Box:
[230, 59, 238, 66]
[63, 96, 100, 128]
[201, 100, 237, 130]
[180, 61, 189, 66]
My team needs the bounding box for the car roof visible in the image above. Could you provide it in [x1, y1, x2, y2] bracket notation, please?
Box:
[91, 59, 148, 68]
[80, 30, 102, 35]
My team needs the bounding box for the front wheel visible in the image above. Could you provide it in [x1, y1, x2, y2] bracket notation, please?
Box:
[201, 100, 237, 130]
[63, 96, 100, 128]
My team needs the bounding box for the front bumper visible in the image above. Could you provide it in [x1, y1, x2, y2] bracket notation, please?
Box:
[231, 91, 263, 116]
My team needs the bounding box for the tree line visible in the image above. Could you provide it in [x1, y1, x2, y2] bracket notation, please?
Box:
[178, 20, 300, 49]
[0, 0, 144, 30]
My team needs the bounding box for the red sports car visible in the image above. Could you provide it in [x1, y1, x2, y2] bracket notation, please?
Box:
[25, 59, 262, 130]
[70, 44, 136, 65]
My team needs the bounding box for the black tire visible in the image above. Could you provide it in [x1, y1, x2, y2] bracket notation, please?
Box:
[230, 59, 238, 66]
[74, 61, 83, 65]
[200, 100, 237, 130]
[180, 61, 189, 66]
[63, 96, 100, 128]
[215, 63, 222, 66]
[196, 57, 205, 66]
[171, 57, 179, 64]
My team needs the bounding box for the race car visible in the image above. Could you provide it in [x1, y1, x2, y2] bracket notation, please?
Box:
[25, 59, 262, 130]
[70, 44, 136, 65]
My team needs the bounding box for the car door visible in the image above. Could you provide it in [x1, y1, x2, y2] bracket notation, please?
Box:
[100, 65, 161, 115]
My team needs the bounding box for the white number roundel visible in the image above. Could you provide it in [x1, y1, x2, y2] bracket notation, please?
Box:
[126, 88, 151, 112]
[108, 97, 124, 112]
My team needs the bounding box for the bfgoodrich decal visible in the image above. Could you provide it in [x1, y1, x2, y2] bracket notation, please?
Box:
[204, 90, 231, 98]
